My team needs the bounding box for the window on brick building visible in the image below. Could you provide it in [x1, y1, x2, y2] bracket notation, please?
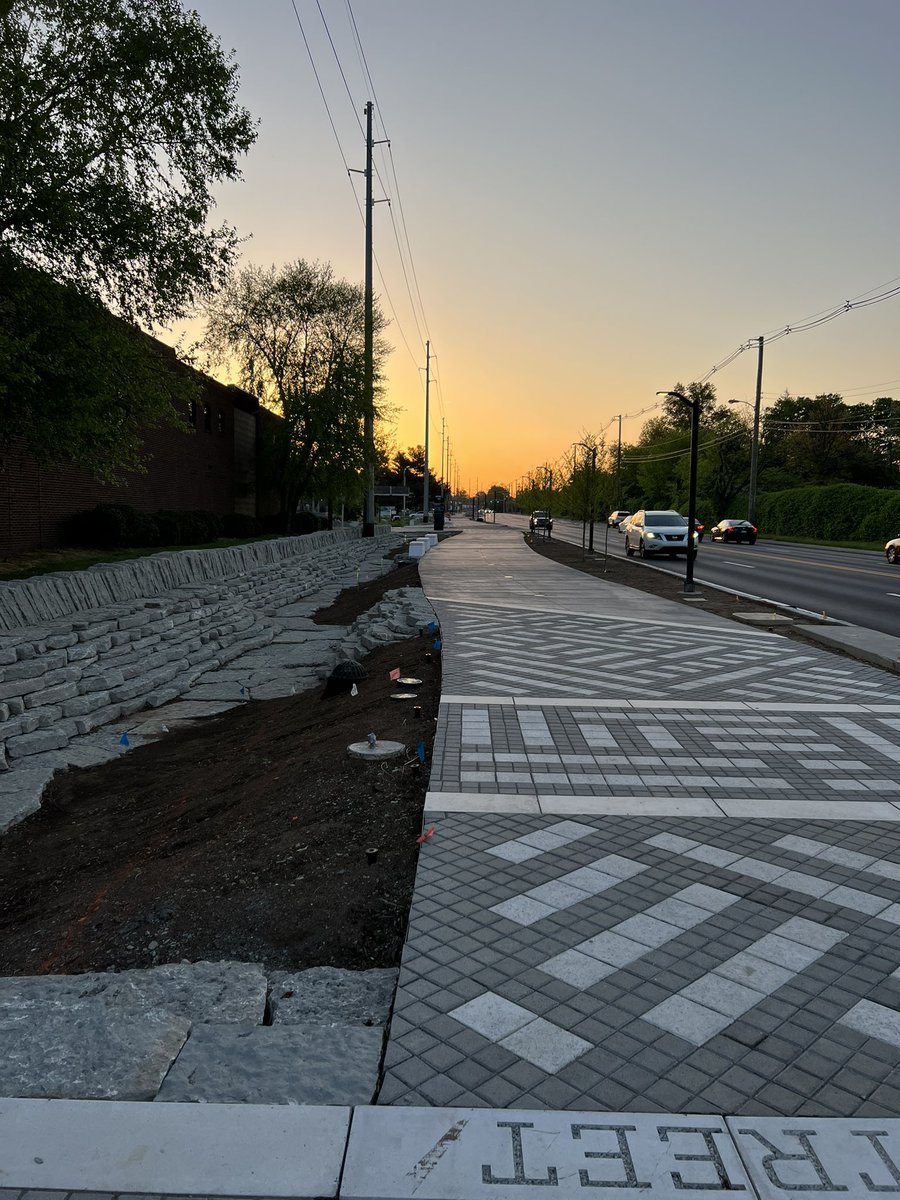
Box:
[203, 403, 212, 432]
[217, 410, 225, 435]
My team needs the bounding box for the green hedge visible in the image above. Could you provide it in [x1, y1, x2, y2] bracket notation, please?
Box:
[65, 503, 241, 549]
[755, 484, 900, 541]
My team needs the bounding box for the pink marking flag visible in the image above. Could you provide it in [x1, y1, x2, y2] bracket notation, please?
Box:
[389, 668, 401, 682]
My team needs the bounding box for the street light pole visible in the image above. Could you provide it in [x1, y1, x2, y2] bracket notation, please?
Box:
[572, 441, 597, 554]
[657, 390, 699, 593]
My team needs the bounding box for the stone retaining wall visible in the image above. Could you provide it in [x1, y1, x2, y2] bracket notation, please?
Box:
[0, 530, 397, 774]
[0, 528, 370, 630]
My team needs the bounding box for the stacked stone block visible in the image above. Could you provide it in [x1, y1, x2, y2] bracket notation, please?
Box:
[0, 530, 398, 780]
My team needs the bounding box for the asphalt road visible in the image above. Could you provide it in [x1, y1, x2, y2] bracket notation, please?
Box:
[482, 512, 900, 636]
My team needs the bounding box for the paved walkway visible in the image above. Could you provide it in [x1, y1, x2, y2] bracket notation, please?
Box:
[380, 523, 900, 1118]
[5, 521, 900, 1199]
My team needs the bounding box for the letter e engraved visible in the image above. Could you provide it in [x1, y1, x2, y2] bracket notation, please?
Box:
[482, 1121, 559, 1187]
[571, 1124, 650, 1190]
[737, 1129, 848, 1193]
[852, 1131, 900, 1194]
[658, 1126, 746, 1192]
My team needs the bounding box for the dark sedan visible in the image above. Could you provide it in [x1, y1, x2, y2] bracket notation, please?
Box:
[710, 519, 758, 544]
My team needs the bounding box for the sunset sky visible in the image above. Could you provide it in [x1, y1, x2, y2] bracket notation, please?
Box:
[172, 0, 900, 495]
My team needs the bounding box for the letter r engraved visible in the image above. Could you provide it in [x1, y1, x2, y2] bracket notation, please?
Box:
[571, 1124, 650, 1189]
[737, 1129, 848, 1192]
[657, 1126, 746, 1192]
[482, 1121, 559, 1186]
[852, 1131, 900, 1193]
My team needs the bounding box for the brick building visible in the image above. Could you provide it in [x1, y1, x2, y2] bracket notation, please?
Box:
[0, 367, 274, 555]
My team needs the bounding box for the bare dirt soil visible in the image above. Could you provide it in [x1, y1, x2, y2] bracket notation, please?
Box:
[0, 559, 439, 977]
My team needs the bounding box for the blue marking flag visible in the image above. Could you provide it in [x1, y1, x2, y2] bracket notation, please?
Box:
[426, 621, 438, 634]
[240, 686, 245, 696]
[416, 741, 426, 763]
[433, 639, 442, 651]
[119, 732, 129, 747]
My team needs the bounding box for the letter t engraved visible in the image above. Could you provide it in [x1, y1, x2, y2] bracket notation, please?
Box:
[572, 1124, 650, 1189]
[658, 1126, 746, 1192]
[852, 1131, 900, 1193]
[738, 1129, 848, 1192]
[482, 1122, 559, 1187]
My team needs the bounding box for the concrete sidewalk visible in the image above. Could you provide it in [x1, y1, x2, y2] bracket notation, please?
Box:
[4, 521, 900, 1200]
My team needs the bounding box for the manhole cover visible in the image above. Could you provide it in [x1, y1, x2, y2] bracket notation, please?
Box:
[398, 677, 422, 686]
[391, 692, 419, 700]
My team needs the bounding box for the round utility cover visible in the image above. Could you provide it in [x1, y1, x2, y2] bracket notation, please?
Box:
[348, 739, 406, 761]
[391, 692, 418, 700]
[398, 677, 422, 686]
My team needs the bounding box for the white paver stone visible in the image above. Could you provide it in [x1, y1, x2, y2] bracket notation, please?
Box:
[449, 993, 535, 1041]
[497, 1019, 591, 1073]
[840, 999, 900, 1048]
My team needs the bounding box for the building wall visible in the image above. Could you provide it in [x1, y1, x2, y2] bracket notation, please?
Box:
[0, 375, 265, 555]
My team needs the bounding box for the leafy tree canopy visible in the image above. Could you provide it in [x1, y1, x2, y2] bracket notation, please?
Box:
[0, 0, 256, 325]
[203, 260, 389, 530]
[0, 0, 256, 476]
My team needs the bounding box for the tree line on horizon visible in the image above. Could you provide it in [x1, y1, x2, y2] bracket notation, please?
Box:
[512, 383, 900, 530]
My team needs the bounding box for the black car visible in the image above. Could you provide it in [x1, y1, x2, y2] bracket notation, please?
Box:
[710, 519, 758, 544]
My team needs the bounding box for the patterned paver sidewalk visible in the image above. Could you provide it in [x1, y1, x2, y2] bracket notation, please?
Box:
[379, 524, 900, 1117]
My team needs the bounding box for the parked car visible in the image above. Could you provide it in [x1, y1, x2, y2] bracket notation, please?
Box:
[886, 536, 900, 564]
[622, 510, 698, 557]
[529, 510, 553, 534]
[710, 519, 758, 544]
[693, 520, 705, 542]
[607, 510, 632, 528]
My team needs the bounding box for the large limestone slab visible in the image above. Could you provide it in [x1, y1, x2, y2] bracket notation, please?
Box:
[0, 960, 267, 1024]
[155, 1021, 384, 1104]
[0, 998, 189, 1099]
[0, 1096, 350, 1196]
[268, 966, 398, 1026]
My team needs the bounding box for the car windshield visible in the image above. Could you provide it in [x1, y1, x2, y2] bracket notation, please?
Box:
[645, 511, 686, 526]
[533, 511, 548, 518]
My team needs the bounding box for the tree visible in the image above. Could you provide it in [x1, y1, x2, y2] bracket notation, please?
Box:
[203, 260, 389, 531]
[0, 0, 256, 473]
[659, 382, 718, 429]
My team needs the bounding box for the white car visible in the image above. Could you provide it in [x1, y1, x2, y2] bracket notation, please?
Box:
[886, 536, 900, 565]
[623, 509, 698, 558]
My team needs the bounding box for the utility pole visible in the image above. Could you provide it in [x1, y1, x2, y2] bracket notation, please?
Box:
[423, 340, 431, 520]
[440, 417, 446, 497]
[362, 100, 375, 537]
[748, 336, 764, 525]
[615, 414, 623, 507]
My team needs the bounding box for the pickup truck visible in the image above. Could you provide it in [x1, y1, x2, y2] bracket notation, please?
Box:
[529, 510, 553, 535]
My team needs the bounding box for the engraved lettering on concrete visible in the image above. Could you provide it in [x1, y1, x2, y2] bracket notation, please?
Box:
[482, 1122, 559, 1187]
[572, 1124, 649, 1190]
[737, 1129, 848, 1193]
[852, 1131, 900, 1194]
[657, 1126, 745, 1192]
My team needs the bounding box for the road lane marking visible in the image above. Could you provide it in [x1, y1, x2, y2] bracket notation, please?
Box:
[708, 547, 897, 580]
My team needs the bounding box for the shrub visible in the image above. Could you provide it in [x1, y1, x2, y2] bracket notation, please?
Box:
[65, 503, 142, 548]
[221, 512, 262, 538]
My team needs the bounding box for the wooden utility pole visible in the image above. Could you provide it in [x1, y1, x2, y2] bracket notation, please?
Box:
[748, 336, 764, 525]
[362, 100, 375, 537]
[423, 340, 431, 519]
